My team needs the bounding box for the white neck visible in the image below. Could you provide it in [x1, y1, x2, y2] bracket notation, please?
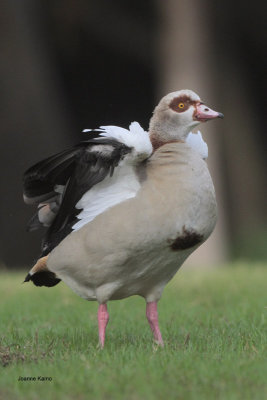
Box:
[149, 114, 197, 149]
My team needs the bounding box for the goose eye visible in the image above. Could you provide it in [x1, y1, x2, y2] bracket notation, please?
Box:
[178, 102, 185, 109]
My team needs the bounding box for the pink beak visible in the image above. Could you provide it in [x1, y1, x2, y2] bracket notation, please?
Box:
[194, 103, 224, 122]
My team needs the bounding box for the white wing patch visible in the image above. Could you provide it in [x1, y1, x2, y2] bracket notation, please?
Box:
[186, 131, 208, 160]
[83, 122, 153, 163]
[73, 123, 151, 231]
[72, 164, 140, 231]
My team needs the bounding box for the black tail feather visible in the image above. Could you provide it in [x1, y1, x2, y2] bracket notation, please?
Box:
[23, 273, 32, 283]
[23, 271, 61, 287]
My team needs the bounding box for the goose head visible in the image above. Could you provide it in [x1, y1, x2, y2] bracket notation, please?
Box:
[149, 89, 223, 150]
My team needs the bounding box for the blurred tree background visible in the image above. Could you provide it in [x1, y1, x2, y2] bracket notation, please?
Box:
[0, 0, 266, 268]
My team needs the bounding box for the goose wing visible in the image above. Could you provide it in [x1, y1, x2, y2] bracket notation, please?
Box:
[23, 123, 152, 256]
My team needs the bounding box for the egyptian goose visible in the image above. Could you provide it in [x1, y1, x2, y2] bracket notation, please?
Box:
[23, 89, 223, 347]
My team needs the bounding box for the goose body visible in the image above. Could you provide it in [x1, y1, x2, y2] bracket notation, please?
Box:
[48, 142, 216, 304]
[23, 89, 223, 346]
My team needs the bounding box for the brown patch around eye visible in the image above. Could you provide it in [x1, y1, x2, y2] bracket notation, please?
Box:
[169, 95, 197, 113]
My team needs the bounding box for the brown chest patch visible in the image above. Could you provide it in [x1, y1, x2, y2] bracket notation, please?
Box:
[168, 227, 203, 251]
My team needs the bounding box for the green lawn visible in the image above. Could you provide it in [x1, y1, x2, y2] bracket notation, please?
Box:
[0, 263, 266, 400]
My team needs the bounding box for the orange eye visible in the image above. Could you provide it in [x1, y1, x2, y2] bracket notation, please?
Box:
[178, 102, 185, 109]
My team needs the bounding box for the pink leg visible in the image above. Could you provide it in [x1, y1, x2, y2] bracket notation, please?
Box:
[97, 303, 109, 348]
[146, 301, 164, 346]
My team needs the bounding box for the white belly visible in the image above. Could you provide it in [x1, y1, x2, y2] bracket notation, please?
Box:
[53, 241, 193, 303]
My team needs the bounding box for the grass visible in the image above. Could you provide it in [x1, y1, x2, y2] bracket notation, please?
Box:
[0, 263, 266, 400]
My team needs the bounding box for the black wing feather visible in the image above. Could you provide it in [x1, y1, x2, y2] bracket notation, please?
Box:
[23, 146, 84, 202]
[23, 135, 131, 257]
